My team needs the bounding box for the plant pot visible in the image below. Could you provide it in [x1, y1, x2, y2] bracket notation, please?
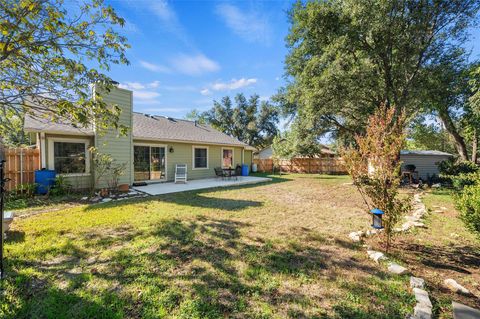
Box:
[118, 184, 129, 193]
[100, 188, 109, 197]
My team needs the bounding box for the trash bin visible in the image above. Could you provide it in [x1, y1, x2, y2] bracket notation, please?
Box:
[252, 163, 258, 173]
[35, 169, 56, 194]
[241, 164, 249, 176]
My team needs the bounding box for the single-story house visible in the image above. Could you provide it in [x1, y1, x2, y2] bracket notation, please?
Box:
[400, 150, 453, 180]
[254, 145, 336, 160]
[24, 84, 256, 189]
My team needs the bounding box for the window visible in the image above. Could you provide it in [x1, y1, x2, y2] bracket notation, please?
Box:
[222, 148, 234, 168]
[193, 146, 208, 169]
[53, 142, 87, 174]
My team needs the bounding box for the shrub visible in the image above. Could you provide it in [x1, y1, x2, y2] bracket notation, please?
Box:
[438, 158, 479, 190]
[456, 181, 480, 235]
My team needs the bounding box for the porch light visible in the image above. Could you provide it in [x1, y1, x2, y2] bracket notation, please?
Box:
[169, 146, 174, 153]
[370, 208, 384, 229]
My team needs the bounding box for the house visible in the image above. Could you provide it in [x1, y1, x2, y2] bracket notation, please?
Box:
[400, 150, 453, 180]
[254, 145, 336, 160]
[24, 84, 256, 189]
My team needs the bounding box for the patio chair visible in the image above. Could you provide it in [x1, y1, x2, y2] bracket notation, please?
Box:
[214, 167, 227, 180]
[175, 164, 187, 184]
[232, 165, 242, 181]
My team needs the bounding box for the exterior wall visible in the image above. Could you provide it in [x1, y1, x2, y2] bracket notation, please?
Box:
[244, 150, 253, 166]
[400, 154, 451, 180]
[44, 134, 94, 189]
[93, 84, 133, 187]
[133, 139, 247, 182]
[256, 146, 273, 159]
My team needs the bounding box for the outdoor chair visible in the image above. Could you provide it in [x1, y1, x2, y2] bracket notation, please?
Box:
[214, 167, 227, 180]
[175, 164, 187, 184]
[232, 165, 242, 181]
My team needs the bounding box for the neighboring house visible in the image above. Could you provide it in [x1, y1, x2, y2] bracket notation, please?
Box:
[400, 150, 453, 180]
[254, 145, 336, 160]
[24, 84, 256, 189]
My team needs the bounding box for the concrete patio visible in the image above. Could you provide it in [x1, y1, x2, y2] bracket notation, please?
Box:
[133, 176, 272, 195]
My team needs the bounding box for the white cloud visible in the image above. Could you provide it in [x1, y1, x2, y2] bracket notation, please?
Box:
[215, 4, 272, 44]
[151, 0, 177, 23]
[209, 78, 257, 91]
[133, 91, 160, 100]
[139, 60, 170, 73]
[200, 88, 211, 96]
[171, 53, 220, 76]
[119, 81, 161, 91]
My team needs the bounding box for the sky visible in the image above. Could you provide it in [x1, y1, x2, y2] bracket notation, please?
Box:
[103, 0, 480, 121]
[104, 0, 292, 119]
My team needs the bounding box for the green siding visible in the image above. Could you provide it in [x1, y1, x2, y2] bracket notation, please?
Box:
[244, 150, 252, 166]
[133, 140, 248, 182]
[93, 85, 133, 187]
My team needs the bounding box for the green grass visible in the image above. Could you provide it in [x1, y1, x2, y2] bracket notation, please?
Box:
[1, 174, 415, 318]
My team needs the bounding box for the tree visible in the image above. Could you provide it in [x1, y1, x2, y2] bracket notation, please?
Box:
[343, 105, 410, 252]
[406, 115, 455, 154]
[194, 94, 279, 149]
[0, 0, 130, 138]
[272, 122, 327, 159]
[282, 0, 479, 142]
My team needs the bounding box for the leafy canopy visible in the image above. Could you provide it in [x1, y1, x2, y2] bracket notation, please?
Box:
[282, 0, 479, 141]
[0, 0, 130, 140]
[187, 94, 279, 149]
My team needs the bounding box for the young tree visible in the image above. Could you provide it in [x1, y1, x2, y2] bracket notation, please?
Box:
[343, 105, 410, 252]
[194, 94, 279, 149]
[0, 0, 130, 137]
[282, 0, 479, 142]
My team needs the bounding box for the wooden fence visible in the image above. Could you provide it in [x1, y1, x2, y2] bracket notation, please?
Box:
[253, 157, 347, 174]
[3, 148, 40, 191]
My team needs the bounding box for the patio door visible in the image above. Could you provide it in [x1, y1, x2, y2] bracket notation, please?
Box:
[134, 145, 166, 182]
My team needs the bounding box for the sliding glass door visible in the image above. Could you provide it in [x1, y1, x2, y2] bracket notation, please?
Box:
[134, 145, 166, 181]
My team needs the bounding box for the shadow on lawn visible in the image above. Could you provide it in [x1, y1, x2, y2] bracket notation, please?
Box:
[4, 215, 412, 318]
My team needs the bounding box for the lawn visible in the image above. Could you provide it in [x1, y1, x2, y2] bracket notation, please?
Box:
[2, 174, 472, 318]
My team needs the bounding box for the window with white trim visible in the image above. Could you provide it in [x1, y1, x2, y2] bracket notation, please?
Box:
[193, 147, 208, 169]
[52, 141, 88, 174]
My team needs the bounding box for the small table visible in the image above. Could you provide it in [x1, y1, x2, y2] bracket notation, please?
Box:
[222, 168, 235, 180]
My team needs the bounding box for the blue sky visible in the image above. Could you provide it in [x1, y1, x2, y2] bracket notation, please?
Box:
[104, 0, 480, 120]
[105, 0, 292, 119]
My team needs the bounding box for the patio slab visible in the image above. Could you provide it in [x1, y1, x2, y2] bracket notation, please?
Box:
[133, 176, 272, 195]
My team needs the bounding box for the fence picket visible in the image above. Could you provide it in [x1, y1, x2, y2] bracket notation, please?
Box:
[253, 157, 346, 175]
[4, 148, 40, 191]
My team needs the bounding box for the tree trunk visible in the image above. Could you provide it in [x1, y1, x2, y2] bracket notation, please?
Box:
[472, 129, 478, 164]
[437, 109, 469, 161]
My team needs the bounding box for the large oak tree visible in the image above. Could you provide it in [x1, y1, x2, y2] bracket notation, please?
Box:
[282, 0, 479, 157]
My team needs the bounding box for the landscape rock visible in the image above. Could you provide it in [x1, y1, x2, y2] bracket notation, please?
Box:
[90, 196, 102, 203]
[367, 250, 387, 263]
[410, 277, 425, 289]
[405, 215, 422, 222]
[365, 229, 381, 237]
[444, 279, 470, 295]
[414, 303, 432, 319]
[101, 198, 112, 203]
[81, 196, 88, 201]
[413, 288, 432, 308]
[388, 262, 408, 274]
[452, 301, 480, 319]
[432, 183, 441, 188]
[348, 231, 363, 242]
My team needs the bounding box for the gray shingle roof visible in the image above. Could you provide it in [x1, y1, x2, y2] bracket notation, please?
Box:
[24, 112, 253, 148]
[24, 113, 94, 135]
[400, 150, 453, 156]
[132, 113, 250, 147]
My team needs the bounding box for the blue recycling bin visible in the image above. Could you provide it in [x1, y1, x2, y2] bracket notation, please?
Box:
[35, 169, 56, 194]
[241, 164, 249, 176]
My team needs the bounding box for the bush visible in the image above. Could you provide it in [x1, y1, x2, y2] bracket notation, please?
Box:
[438, 159, 479, 190]
[456, 182, 480, 235]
